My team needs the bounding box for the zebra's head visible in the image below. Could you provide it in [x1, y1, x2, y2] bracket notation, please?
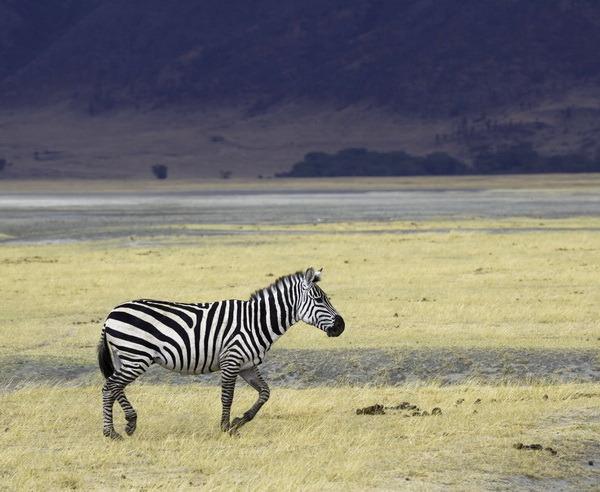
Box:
[297, 267, 345, 337]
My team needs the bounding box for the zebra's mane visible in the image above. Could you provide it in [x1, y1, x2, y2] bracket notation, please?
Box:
[249, 271, 303, 301]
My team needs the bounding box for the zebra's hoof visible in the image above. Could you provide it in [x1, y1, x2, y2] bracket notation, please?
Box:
[103, 428, 123, 440]
[125, 417, 137, 436]
[229, 417, 245, 436]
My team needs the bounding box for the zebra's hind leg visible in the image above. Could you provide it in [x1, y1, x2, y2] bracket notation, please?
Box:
[102, 382, 121, 440]
[230, 366, 270, 432]
[219, 356, 241, 433]
[116, 391, 137, 436]
[103, 362, 149, 439]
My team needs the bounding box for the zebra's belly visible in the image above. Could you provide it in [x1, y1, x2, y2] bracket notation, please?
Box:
[154, 355, 221, 375]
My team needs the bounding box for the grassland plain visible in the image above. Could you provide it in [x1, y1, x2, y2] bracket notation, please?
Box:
[3, 173, 600, 193]
[0, 217, 599, 489]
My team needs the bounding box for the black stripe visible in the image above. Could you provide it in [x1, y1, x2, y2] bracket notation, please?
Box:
[193, 308, 205, 372]
[232, 338, 253, 362]
[126, 303, 193, 370]
[109, 342, 156, 359]
[119, 354, 151, 365]
[163, 345, 178, 368]
[262, 291, 275, 344]
[235, 300, 242, 335]
[257, 291, 273, 346]
[266, 288, 281, 335]
[237, 325, 257, 359]
[108, 312, 185, 370]
[106, 328, 161, 353]
[198, 302, 219, 372]
[203, 301, 227, 373]
[136, 300, 195, 328]
[281, 279, 295, 325]
[275, 283, 287, 331]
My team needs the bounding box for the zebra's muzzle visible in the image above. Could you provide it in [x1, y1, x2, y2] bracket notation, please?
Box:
[327, 315, 345, 337]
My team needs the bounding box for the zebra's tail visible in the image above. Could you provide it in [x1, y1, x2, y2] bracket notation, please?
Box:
[97, 328, 114, 379]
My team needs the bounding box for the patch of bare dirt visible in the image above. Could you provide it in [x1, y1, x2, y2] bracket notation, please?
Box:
[0, 348, 597, 391]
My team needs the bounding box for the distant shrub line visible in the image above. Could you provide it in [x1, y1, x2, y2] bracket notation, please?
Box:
[277, 145, 600, 177]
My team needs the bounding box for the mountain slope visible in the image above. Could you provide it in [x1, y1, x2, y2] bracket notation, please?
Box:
[1, 0, 600, 179]
[2, 0, 600, 115]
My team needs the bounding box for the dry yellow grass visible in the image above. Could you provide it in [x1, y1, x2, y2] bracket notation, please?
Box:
[1, 217, 599, 489]
[1, 218, 599, 361]
[0, 383, 598, 490]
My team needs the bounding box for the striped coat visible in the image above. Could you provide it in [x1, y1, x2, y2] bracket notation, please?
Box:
[98, 267, 345, 438]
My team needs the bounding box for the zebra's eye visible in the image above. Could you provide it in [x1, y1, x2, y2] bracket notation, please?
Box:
[314, 295, 323, 302]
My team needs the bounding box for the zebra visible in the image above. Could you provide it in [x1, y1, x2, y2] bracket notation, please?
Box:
[97, 267, 345, 438]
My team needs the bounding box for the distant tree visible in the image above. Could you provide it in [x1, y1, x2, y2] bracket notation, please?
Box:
[151, 164, 168, 179]
[220, 170, 232, 179]
[0, 158, 6, 172]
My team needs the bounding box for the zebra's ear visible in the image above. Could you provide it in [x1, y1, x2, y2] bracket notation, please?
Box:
[304, 267, 322, 286]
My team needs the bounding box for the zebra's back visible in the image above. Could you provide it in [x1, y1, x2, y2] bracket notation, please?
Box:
[104, 298, 244, 374]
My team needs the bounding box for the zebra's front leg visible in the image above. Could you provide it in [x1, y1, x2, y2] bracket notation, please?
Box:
[219, 358, 241, 433]
[230, 366, 270, 431]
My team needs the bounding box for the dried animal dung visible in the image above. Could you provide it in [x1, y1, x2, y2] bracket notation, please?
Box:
[356, 404, 385, 415]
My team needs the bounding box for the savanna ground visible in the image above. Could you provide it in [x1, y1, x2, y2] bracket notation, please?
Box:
[0, 177, 599, 490]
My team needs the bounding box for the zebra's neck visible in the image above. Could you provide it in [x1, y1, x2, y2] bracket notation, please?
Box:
[247, 273, 303, 346]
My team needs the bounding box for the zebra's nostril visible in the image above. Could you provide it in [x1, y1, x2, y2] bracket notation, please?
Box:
[328, 315, 345, 337]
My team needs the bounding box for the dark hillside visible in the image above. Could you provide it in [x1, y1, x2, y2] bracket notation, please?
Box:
[2, 0, 600, 115]
[0, 1, 98, 81]
[1, 0, 600, 178]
